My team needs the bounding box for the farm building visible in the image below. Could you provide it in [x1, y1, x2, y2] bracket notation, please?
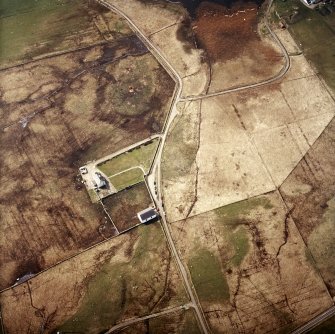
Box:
[137, 207, 159, 224]
[93, 172, 106, 188]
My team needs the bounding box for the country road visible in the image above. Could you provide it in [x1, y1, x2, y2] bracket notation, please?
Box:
[97, 0, 292, 333]
[105, 303, 194, 333]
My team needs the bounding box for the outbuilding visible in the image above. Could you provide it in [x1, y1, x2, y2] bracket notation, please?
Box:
[137, 207, 159, 224]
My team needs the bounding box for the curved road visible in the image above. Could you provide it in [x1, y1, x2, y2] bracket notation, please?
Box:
[96, 0, 292, 333]
[105, 303, 193, 333]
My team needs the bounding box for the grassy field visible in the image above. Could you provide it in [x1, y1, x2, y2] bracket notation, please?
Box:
[0, 0, 132, 68]
[98, 138, 160, 176]
[274, 0, 335, 91]
[109, 167, 145, 191]
[188, 248, 230, 303]
[103, 182, 153, 232]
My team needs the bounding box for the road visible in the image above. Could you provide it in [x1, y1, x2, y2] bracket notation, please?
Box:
[104, 303, 193, 333]
[96, 0, 291, 333]
[291, 306, 335, 334]
[95, 1, 209, 332]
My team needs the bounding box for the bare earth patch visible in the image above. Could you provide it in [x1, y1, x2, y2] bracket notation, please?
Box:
[103, 182, 153, 232]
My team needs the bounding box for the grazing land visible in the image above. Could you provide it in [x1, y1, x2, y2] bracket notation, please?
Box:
[170, 192, 333, 333]
[0, 2, 175, 290]
[110, 168, 145, 191]
[114, 308, 201, 333]
[98, 138, 159, 190]
[0, 224, 188, 334]
[103, 182, 153, 232]
[98, 138, 159, 176]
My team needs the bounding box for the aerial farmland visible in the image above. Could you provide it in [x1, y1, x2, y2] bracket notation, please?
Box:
[0, 0, 334, 333]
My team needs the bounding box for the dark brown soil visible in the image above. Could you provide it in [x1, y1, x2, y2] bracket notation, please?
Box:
[103, 182, 153, 232]
[192, 1, 279, 63]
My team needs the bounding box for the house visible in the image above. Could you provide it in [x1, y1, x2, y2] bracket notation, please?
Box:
[137, 207, 159, 224]
[93, 172, 106, 188]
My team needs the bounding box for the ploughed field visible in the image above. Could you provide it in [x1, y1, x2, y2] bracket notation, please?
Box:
[0, 0, 175, 290]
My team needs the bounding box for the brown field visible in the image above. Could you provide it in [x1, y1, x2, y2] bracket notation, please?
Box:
[280, 116, 335, 297]
[103, 182, 153, 232]
[0, 223, 188, 334]
[114, 308, 201, 334]
[0, 35, 175, 289]
[170, 191, 333, 333]
[192, 1, 284, 92]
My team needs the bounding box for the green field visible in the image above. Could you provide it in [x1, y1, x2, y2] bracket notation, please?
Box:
[0, 0, 130, 68]
[98, 139, 159, 177]
[109, 167, 144, 191]
[274, 0, 335, 91]
[188, 248, 230, 303]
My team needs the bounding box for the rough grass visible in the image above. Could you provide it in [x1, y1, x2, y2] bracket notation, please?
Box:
[98, 139, 159, 177]
[109, 168, 144, 192]
[148, 309, 201, 334]
[58, 261, 125, 333]
[179, 309, 202, 334]
[274, 0, 335, 91]
[188, 248, 230, 303]
[215, 196, 273, 222]
[162, 102, 200, 180]
[228, 226, 250, 267]
[307, 197, 335, 291]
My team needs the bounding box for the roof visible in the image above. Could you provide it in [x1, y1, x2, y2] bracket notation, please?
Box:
[93, 173, 106, 188]
[140, 209, 158, 220]
[137, 207, 159, 222]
